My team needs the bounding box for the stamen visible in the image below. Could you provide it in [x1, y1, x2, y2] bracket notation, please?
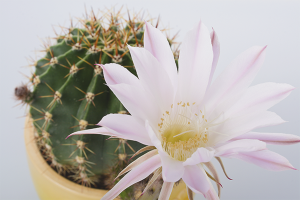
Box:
[173, 130, 194, 138]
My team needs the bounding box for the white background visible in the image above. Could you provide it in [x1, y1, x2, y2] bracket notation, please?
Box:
[0, 0, 299, 199]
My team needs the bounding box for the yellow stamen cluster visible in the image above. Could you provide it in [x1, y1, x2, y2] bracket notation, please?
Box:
[158, 102, 210, 161]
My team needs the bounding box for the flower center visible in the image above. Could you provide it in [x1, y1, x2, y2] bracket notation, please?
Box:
[159, 102, 210, 161]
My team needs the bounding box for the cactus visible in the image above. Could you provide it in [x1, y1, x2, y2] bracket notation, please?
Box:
[17, 7, 179, 198]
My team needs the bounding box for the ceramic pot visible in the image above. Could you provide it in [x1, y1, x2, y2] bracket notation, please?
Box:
[24, 117, 189, 200]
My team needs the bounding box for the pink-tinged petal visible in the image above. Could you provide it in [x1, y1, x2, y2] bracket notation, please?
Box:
[178, 21, 213, 103]
[98, 114, 152, 146]
[158, 182, 174, 200]
[214, 139, 266, 157]
[145, 120, 185, 182]
[204, 46, 267, 115]
[67, 127, 115, 139]
[182, 165, 210, 194]
[208, 28, 220, 87]
[108, 83, 159, 123]
[204, 181, 220, 200]
[101, 154, 161, 200]
[226, 82, 295, 118]
[231, 132, 300, 145]
[101, 63, 139, 86]
[102, 63, 160, 123]
[231, 149, 296, 171]
[144, 22, 178, 89]
[160, 151, 185, 182]
[128, 46, 174, 110]
[183, 147, 215, 166]
[209, 111, 286, 146]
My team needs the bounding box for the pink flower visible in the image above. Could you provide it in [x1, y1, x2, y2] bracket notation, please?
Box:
[68, 21, 300, 200]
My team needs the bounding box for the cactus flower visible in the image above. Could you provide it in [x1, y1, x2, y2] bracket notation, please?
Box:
[69, 21, 300, 200]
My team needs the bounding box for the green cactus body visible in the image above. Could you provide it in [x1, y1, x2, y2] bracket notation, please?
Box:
[23, 9, 178, 197]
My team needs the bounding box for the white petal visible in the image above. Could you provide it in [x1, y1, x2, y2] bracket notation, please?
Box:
[183, 148, 215, 166]
[98, 114, 152, 146]
[160, 151, 185, 182]
[231, 132, 300, 145]
[101, 154, 161, 200]
[214, 139, 266, 157]
[182, 165, 210, 194]
[144, 22, 178, 89]
[101, 63, 139, 85]
[178, 21, 213, 103]
[208, 28, 220, 87]
[128, 46, 174, 110]
[231, 149, 296, 171]
[108, 83, 159, 123]
[102, 63, 160, 123]
[209, 111, 286, 146]
[226, 82, 295, 118]
[204, 46, 267, 115]
[158, 182, 174, 200]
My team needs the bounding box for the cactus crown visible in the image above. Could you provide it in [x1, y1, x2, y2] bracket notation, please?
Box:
[18, 7, 179, 199]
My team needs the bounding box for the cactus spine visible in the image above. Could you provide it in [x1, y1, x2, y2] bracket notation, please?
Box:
[18, 8, 179, 198]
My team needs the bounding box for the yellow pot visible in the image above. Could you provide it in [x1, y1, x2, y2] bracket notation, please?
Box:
[24, 117, 189, 200]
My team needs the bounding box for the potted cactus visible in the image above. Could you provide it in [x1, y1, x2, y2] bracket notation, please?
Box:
[17, 7, 188, 200]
